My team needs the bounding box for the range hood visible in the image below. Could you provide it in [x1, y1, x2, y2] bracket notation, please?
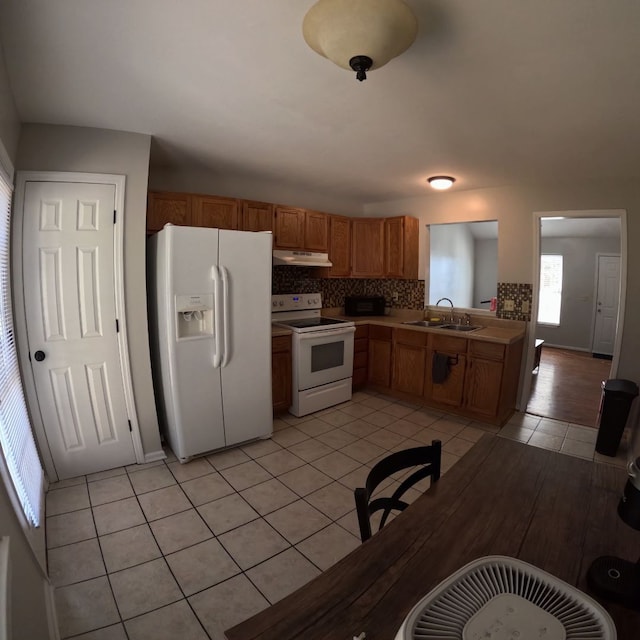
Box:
[272, 250, 332, 268]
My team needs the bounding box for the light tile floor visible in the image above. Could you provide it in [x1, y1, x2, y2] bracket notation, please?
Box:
[46, 392, 628, 639]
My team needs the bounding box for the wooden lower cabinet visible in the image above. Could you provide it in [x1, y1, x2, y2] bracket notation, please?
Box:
[353, 325, 369, 389]
[427, 351, 467, 407]
[272, 335, 292, 414]
[465, 357, 504, 417]
[392, 329, 427, 396]
[368, 325, 392, 388]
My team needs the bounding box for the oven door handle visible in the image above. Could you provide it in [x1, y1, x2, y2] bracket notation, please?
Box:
[297, 326, 356, 341]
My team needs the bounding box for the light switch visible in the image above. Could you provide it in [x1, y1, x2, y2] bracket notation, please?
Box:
[504, 299, 515, 311]
[521, 300, 530, 314]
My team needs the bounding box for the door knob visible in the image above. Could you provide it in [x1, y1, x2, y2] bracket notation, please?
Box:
[34, 350, 46, 362]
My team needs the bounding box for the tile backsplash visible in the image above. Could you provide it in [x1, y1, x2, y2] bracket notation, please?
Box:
[272, 266, 425, 310]
[496, 282, 533, 322]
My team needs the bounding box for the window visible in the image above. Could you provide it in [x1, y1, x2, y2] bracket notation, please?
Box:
[0, 168, 43, 527]
[538, 254, 563, 325]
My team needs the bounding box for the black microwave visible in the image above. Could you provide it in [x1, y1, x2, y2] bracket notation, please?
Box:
[344, 296, 386, 316]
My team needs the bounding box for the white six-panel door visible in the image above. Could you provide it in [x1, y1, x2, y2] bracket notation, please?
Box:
[22, 181, 136, 478]
[592, 254, 620, 356]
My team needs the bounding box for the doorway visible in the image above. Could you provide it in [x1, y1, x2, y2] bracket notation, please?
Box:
[12, 172, 144, 480]
[523, 210, 626, 427]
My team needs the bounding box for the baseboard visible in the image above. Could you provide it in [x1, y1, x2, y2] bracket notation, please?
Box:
[45, 580, 60, 640]
[592, 352, 613, 360]
[144, 449, 167, 464]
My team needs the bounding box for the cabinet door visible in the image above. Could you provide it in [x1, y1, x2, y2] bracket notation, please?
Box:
[305, 211, 329, 252]
[147, 192, 192, 232]
[193, 195, 240, 229]
[465, 358, 504, 418]
[385, 216, 419, 279]
[392, 343, 426, 397]
[274, 207, 305, 249]
[242, 200, 274, 232]
[326, 215, 351, 277]
[385, 217, 405, 278]
[368, 339, 392, 388]
[351, 218, 385, 277]
[426, 351, 466, 407]
[272, 336, 292, 413]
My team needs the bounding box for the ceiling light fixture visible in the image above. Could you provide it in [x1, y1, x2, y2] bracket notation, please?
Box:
[302, 0, 418, 82]
[427, 176, 456, 190]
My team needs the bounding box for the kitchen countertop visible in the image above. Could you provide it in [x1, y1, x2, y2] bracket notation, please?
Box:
[271, 325, 292, 337]
[324, 311, 525, 345]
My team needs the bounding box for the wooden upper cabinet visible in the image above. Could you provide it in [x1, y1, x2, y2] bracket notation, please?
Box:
[326, 215, 351, 277]
[385, 216, 419, 279]
[304, 211, 329, 252]
[274, 206, 305, 249]
[192, 195, 240, 230]
[147, 191, 192, 232]
[242, 200, 274, 232]
[351, 218, 385, 277]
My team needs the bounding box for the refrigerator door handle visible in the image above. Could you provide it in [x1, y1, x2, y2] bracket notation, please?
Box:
[211, 264, 223, 368]
[221, 265, 231, 367]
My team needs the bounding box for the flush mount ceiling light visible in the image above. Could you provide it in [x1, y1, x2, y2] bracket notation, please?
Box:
[427, 176, 456, 190]
[302, 0, 418, 82]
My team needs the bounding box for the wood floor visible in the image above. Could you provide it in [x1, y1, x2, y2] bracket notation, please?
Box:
[526, 346, 611, 427]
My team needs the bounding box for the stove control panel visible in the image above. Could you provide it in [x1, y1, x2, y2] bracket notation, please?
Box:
[272, 293, 322, 312]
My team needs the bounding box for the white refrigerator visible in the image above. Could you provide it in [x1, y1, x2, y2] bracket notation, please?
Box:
[148, 225, 273, 462]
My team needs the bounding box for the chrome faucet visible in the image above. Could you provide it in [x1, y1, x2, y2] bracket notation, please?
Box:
[435, 297, 455, 322]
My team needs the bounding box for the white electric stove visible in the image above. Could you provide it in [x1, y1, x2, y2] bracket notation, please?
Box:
[272, 293, 355, 416]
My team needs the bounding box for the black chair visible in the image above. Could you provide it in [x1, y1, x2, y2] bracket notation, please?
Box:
[354, 440, 441, 542]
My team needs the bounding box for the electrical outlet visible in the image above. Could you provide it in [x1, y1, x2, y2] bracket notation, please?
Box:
[521, 300, 530, 314]
[503, 299, 515, 311]
[392, 291, 399, 302]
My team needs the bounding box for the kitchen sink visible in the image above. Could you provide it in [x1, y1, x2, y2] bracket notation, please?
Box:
[438, 324, 482, 332]
[403, 320, 444, 327]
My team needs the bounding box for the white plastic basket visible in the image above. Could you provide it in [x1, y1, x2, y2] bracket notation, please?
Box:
[395, 556, 616, 640]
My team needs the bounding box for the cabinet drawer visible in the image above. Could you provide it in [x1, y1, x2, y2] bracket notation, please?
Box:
[430, 334, 467, 354]
[470, 340, 505, 361]
[369, 325, 392, 341]
[354, 324, 369, 339]
[394, 328, 428, 347]
[272, 335, 291, 353]
[354, 337, 369, 353]
[354, 350, 368, 369]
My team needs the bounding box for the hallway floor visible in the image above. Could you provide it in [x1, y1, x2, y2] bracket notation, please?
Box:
[526, 346, 612, 427]
[46, 391, 627, 639]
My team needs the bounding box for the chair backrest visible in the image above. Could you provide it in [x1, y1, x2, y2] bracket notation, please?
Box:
[354, 440, 441, 542]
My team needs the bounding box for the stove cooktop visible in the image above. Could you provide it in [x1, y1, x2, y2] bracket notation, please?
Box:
[276, 317, 350, 329]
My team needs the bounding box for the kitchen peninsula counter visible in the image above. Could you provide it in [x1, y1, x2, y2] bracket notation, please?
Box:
[323, 309, 525, 345]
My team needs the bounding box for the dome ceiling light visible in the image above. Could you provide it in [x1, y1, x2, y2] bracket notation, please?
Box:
[427, 176, 456, 190]
[302, 0, 418, 82]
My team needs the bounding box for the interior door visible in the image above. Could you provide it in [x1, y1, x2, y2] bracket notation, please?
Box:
[592, 255, 620, 356]
[22, 181, 136, 479]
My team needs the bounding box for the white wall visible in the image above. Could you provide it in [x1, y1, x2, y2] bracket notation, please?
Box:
[16, 124, 162, 457]
[149, 165, 364, 216]
[363, 181, 640, 387]
[536, 236, 620, 350]
[474, 238, 498, 308]
[429, 223, 474, 307]
[0, 42, 19, 166]
[0, 53, 51, 640]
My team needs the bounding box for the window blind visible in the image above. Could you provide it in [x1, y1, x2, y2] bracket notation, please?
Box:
[0, 172, 43, 527]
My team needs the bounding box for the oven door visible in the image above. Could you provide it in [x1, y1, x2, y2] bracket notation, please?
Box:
[294, 326, 356, 391]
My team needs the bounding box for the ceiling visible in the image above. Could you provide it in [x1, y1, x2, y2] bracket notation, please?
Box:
[1, 1, 639, 205]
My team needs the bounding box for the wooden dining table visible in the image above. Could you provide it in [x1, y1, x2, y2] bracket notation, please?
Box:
[226, 435, 640, 640]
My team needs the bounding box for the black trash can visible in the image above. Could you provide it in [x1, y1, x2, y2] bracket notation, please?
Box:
[595, 379, 639, 456]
